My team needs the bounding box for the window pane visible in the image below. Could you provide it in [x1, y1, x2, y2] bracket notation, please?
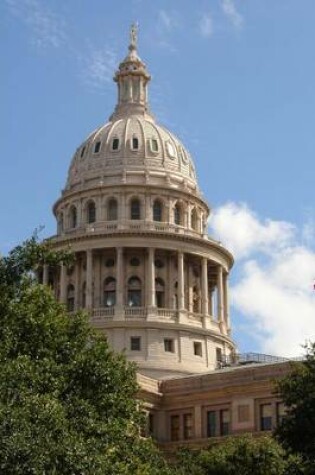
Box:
[183, 414, 193, 440]
[151, 139, 158, 152]
[207, 411, 216, 437]
[260, 404, 272, 431]
[128, 290, 141, 307]
[132, 137, 139, 149]
[153, 200, 162, 222]
[131, 199, 140, 220]
[220, 410, 230, 436]
[170, 415, 180, 441]
[131, 337, 141, 351]
[108, 199, 118, 221]
[164, 339, 174, 353]
[174, 205, 181, 225]
[87, 202, 96, 223]
[112, 138, 119, 150]
[94, 141, 101, 153]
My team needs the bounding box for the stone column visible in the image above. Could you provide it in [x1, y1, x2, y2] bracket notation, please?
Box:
[86, 250, 93, 309]
[201, 257, 209, 315]
[147, 248, 155, 308]
[217, 266, 224, 324]
[43, 264, 49, 285]
[224, 272, 231, 331]
[116, 247, 124, 307]
[74, 257, 80, 310]
[60, 263, 67, 304]
[178, 251, 185, 310]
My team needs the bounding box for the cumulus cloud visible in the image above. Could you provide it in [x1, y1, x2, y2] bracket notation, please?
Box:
[199, 13, 214, 38]
[220, 0, 244, 30]
[5, 0, 67, 48]
[210, 202, 315, 357]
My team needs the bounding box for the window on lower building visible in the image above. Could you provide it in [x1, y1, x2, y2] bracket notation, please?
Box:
[174, 203, 182, 225]
[183, 413, 193, 440]
[207, 410, 216, 437]
[69, 206, 77, 229]
[130, 336, 141, 351]
[194, 341, 202, 357]
[220, 409, 230, 436]
[170, 415, 180, 441]
[260, 403, 272, 431]
[155, 278, 165, 308]
[276, 402, 286, 426]
[216, 347, 223, 367]
[164, 338, 175, 353]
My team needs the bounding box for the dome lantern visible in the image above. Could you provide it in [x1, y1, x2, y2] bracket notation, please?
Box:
[110, 24, 152, 121]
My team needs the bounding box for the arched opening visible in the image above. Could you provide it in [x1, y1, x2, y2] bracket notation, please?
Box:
[155, 278, 165, 308]
[127, 276, 142, 307]
[191, 208, 198, 231]
[153, 199, 163, 222]
[107, 198, 118, 221]
[67, 284, 75, 312]
[174, 203, 182, 225]
[69, 206, 77, 229]
[87, 201, 96, 224]
[82, 281, 86, 308]
[103, 277, 116, 307]
[130, 198, 141, 220]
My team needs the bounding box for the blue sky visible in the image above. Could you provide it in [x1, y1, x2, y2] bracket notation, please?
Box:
[1, 0, 315, 356]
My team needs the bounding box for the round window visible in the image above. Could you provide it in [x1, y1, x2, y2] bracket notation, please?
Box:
[105, 258, 115, 267]
[130, 257, 140, 267]
[154, 259, 164, 268]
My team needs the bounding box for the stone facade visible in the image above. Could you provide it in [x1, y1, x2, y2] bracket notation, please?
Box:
[45, 26, 289, 447]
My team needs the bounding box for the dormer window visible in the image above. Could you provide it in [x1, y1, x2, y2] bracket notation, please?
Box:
[166, 141, 176, 159]
[112, 138, 119, 151]
[132, 137, 139, 150]
[151, 138, 159, 153]
[94, 141, 101, 154]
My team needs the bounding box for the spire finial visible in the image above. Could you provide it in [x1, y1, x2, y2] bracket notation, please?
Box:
[129, 23, 138, 51]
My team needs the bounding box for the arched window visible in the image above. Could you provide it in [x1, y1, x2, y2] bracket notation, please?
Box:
[67, 284, 75, 312]
[82, 282, 86, 308]
[191, 208, 198, 231]
[153, 200, 163, 222]
[87, 201, 96, 223]
[103, 277, 116, 307]
[69, 206, 77, 229]
[174, 203, 182, 225]
[130, 198, 141, 220]
[107, 198, 118, 221]
[127, 276, 142, 307]
[58, 212, 64, 234]
[155, 278, 165, 308]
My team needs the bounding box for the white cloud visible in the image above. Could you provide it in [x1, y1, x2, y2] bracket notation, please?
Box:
[220, 0, 244, 30]
[158, 10, 178, 31]
[210, 202, 295, 259]
[5, 0, 67, 48]
[200, 13, 214, 38]
[210, 202, 315, 357]
[81, 48, 117, 91]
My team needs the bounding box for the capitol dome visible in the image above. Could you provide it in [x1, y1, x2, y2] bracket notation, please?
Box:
[49, 25, 235, 379]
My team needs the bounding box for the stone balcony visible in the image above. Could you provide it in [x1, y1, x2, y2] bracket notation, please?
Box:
[52, 220, 220, 243]
[89, 306, 225, 334]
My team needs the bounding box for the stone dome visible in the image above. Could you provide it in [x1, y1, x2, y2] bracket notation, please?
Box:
[64, 25, 199, 196]
[66, 116, 198, 191]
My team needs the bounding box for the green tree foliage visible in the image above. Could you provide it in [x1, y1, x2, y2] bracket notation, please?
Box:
[276, 343, 315, 472]
[176, 435, 302, 475]
[0, 238, 174, 474]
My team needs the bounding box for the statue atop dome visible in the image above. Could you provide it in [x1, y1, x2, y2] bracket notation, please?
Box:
[129, 23, 138, 50]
